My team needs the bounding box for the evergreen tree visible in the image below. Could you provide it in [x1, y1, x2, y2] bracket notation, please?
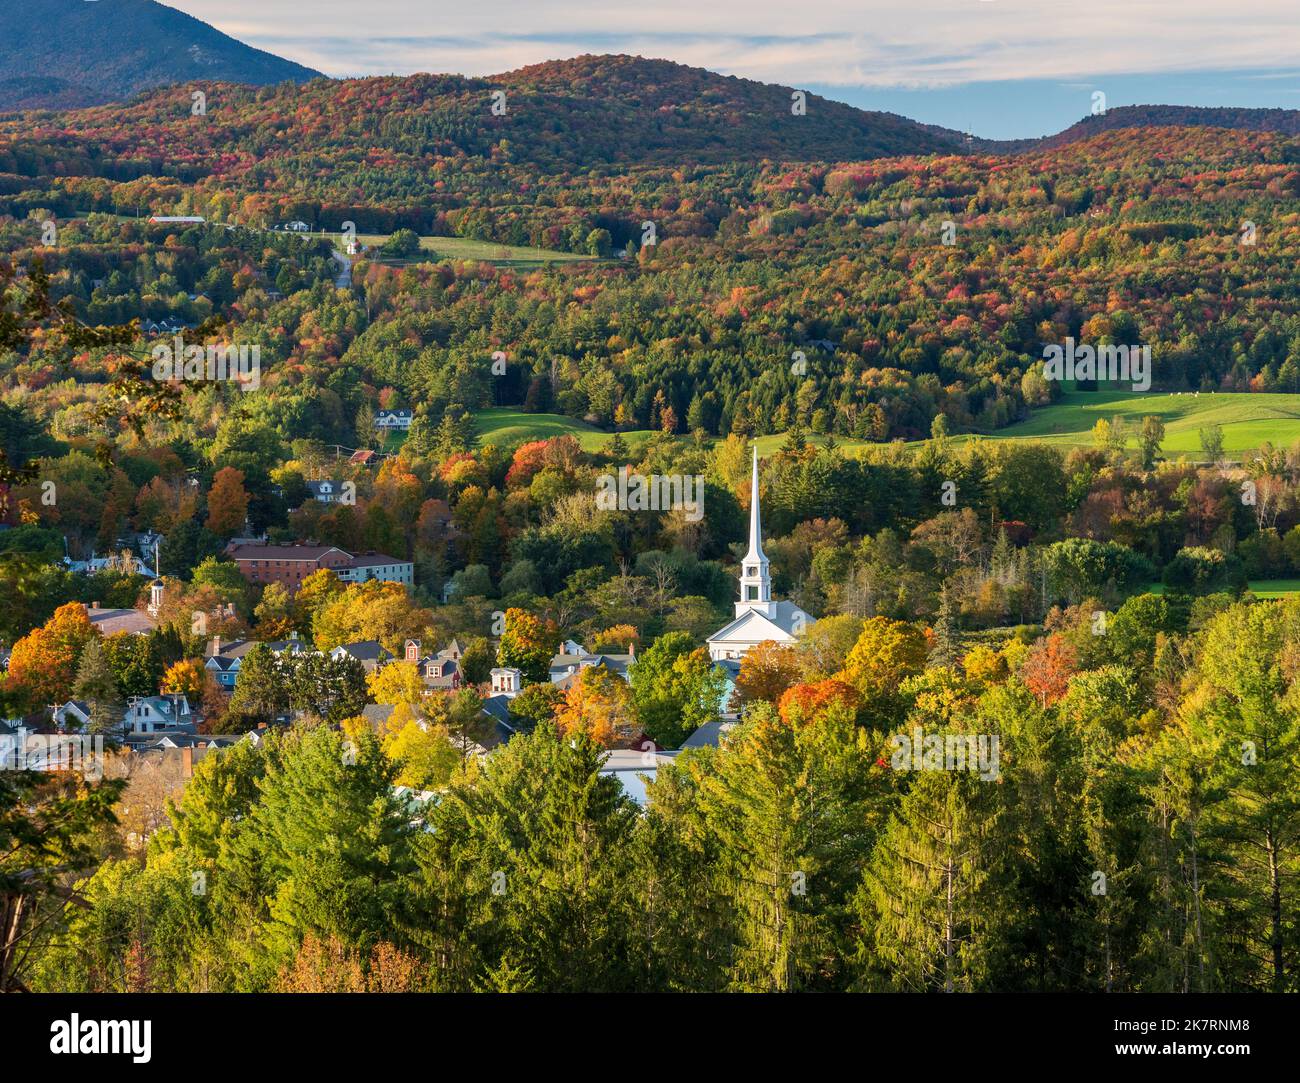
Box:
[73, 638, 124, 734]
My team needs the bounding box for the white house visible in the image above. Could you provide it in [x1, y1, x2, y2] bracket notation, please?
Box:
[304, 479, 342, 504]
[706, 448, 811, 662]
[124, 695, 194, 735]
[374, 408, 413, 431]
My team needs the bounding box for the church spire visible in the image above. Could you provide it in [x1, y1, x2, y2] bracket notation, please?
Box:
[744, 445, 766, 564]
[736, 446, 774, 617]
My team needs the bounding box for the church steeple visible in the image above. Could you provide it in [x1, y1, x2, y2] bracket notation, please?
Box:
[736, 446, 775, 618]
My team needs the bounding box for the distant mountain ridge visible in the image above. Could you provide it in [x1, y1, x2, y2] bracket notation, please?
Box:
[0, 0, 321, 111]
[999, 105, 1300, 152]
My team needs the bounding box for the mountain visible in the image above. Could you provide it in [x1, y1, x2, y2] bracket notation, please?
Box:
[1005, 104, 1300, 151]
[0, 0, 322, 111]
[485, 55, 969, 162]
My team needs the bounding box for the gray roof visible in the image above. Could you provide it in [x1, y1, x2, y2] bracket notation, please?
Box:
[681, 720, 731, 750]
[361, 704, 396, 730]
[335, 640, 392, 663]
[86, 607, 156, 635]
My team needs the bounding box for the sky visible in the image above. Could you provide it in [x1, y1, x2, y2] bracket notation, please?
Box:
[165, 0, 1300, 139]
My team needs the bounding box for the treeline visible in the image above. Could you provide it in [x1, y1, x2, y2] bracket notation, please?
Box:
[23, 586, 1300, 992]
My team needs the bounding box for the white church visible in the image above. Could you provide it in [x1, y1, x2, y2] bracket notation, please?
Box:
[706, 448, 812, 662]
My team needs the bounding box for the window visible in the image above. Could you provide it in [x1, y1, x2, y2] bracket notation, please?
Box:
[746, 585, 759, 601]
[745, 565, 756, 577]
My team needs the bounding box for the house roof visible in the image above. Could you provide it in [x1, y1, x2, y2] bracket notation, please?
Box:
[334, 640, 391, 663]
[346, 552, 408, 568]
[681, 720, 732, 750]
[227, 544, 348, 562]
[361, 704, 396, 730]
[86, 607, 156, 636]
[304, 480, 338, 495]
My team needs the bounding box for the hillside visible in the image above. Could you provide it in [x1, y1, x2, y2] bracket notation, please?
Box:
[0, 0, 321, 111]
[8, 53, 960, 171]
[1003, 104, 1300, 152]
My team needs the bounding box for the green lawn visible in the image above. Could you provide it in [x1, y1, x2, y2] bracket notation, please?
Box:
[354, 233, 594, 267]
[474, 408, 657, 453]
[953, 390, 1300, 456]
[1247, 580, 1300, 599]
[1146, 581, 1300, 599]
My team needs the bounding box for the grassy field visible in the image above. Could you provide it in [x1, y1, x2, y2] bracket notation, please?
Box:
[472, 391, 1300, 462]
[355, 234, 593, 268]
[474, 408, 658, 453]
[1146, 581, 1300, 598]
[955, 390, 1300, 456]
[1248, 580, 1300, 599]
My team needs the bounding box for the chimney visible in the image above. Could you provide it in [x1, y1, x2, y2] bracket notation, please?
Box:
[211, 635, 221, 657]
[90, 601, 100, 610]
[181, 746, 194, 780]
[258, 721, 268, 730]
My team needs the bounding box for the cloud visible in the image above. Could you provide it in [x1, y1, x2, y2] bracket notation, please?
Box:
[171, 0, 1300, 88]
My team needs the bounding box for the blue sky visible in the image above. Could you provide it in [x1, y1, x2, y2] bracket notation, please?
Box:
[168, 0, 1300, 138]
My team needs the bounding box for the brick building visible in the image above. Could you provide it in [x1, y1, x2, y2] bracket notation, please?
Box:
[226, 543, 414, 592]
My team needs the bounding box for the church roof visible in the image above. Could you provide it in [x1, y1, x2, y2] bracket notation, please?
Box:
[707, 600, 810, 645]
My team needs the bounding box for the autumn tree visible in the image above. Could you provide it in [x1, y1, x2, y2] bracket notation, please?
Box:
[205, 466, 251, 537]
[496, 607, 560, 684]
[734, 640, 803, 706]
[6, 602, 99, 711]
[556, 665, 637, 747]
[839, 617, 928, 728]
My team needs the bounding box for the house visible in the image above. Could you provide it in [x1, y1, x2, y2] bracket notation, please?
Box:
[204, 635, 307, 689]
[304, 479, 343, 504]
[338, 551, 414, 587]
[148, 216, 205, 225]
[706, 448, 811, 662]
[141, 316, 189, 335]
[398, 639, 463, 691]
[124, 695, 194, 737]
[65, 554, 158, 579]
[279, 220, 310, 232]
[330, 640, 393, 675]
[598, 747, 679, 807]
[548, 648, 635, 687]
[374, 408, 413, 431]
[348, 449, 376, 466]
[52, 701, 93, 729]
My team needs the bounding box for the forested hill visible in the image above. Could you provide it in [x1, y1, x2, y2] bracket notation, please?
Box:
[7, 53, 963, 175]
[1001, 104, 1300, 152]
[0, 0, 322, 111]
